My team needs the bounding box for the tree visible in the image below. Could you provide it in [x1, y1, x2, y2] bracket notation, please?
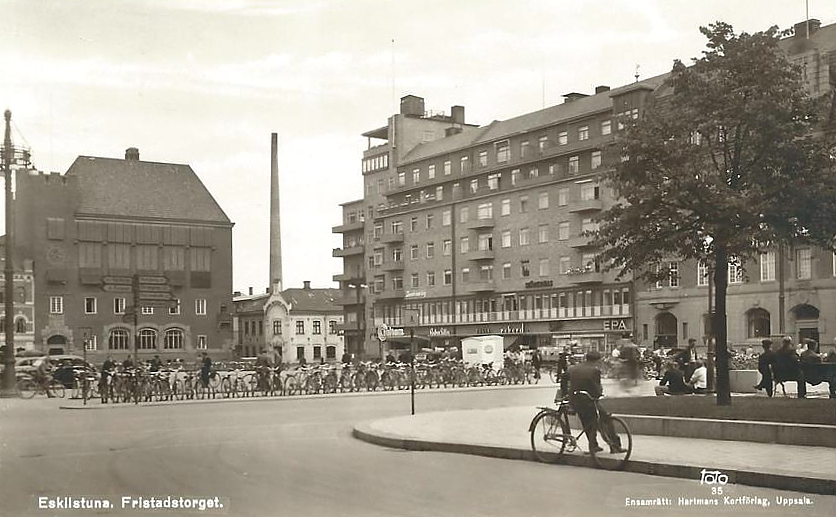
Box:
[593, 22, 836, 406]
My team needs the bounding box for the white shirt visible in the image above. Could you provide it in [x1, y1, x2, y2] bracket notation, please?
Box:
[689, 366, 708, 389]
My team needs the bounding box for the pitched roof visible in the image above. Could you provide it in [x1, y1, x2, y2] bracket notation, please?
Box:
[401, 74, 668, 165]
[66, 156, 231, 224]
[281, 287, 341, 314]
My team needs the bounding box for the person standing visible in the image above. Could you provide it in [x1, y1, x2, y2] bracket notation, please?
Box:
[100, 355, 116, 403]
[531, 348, 542, 382]
[199, 352, 212, 388]
[775, 337, 805, 398]
[754, 339, 776, 397]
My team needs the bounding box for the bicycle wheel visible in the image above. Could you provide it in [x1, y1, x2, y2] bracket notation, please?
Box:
[284, 376, 300, 396]
[17, 377, 37, 399]
[590, 416, 633, 470]
[208, 371, 222, 389]
[48, 379, 67, 398]
[549, 368, 560, 384]
[529, 409, 571, 463]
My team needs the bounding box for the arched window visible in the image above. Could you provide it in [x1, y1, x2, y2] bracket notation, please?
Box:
[109, 329, 130, 350]
[15, 318, 27, 333]
[746, 308, 770, 338]
[16, 286, 26, 303]
[793, 304, 820, 320]
[138, 328, 157, 350]
[164, 328, 184, 349]
[655, 312, 678, 347]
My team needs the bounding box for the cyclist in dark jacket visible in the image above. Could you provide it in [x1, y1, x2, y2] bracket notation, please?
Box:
[565, 351, 625, 454]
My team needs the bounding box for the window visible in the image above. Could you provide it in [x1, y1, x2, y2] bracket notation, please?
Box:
[460, 237, 469, 254]
[519, 195, 528, 213]
[195, 299, 207, 315]
[426, 214, 434, 229]
[313, 346, 322, 360]
[479, 265, 493, 281]
[502, 263, 512, 279]
[50, 296, 63, 314]
[519, 228, 530, 246]
[728, 259, 744, 284]
[373, 251, 383, 266]
[669, 262, 679, 288]
[296, 321, 305, 334]
[443, 160, 451, 175]
[114, 297, 126, 315]
[580, 183, 600, 201]
[558, 188, 569, 206]
[410, 245, 419, 260]
[460, 207, 469, 223]
[410, 217, 418, 232]
[520, 141, 530, 158]
[442, 209, 451, 226]
[109, 329, 130, 350]
[747, 308, 771, 338]
[393, 275, 403, 290]
[601, 120, 611, 135]
[273, 320, 282, 335]
[697, 261, 709, 287]
[581, 218, 597, 233]
[495, 140, 509, 163]
[538, 192, 549, 210]
[460, 155, 469, 173]
[427, 271, 435, 286]
[411, 273, 419, 288]
[391, 221, 403, 235]
[796, 248, 812, 279]
[296, 346, 305, 360]
[428, 164, 435, 179]
[501, 198, 511, 216]
[142, 306, 154, 315]
[477, 203, 493, 219]
[164, 328, 184, 349]
[557, 222, 570, 241]
[568, 156, 579, 175]
[426, 242, 435, 258]
[443, 239, 452, 256]
[169, 299, 181, 315]
[398, 171, 406, 186]
[373, 223, 383, 239]
[311, 320, 321, 335]
[591, 151, 602, 169]
[138, 328, 157, 350]
[487, 173, 500, 190]
[470, 179, 479, 194]
[436, 186, 444, 201]
[477, 233, 493, 251]
[559, 256, 571, 274]
[329, 320, 337, 335]
[84, 297, 97, 314]
[760, 251, 776, 282]
[521, 260, 531, 277]
[539, 258, 550, 277]
[443, 270, 452, 285]
[578, 126, 589, 141]
[538, 224, 549, 244]
[197, 335, 207, 350]
[478, 150, 488, 167]
[558, 131, 568, 145]
[538, 136, 548, 152]
[461, 268, 470, 283]
[529, 166, 539, 179]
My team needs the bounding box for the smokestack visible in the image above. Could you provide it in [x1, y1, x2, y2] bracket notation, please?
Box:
[125, 147, 140, 161]
[303, 281, 311, 290]
[269, 133, 283, 293]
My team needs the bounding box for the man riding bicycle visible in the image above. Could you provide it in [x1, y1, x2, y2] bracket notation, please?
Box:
[563, 351, 626, 454]
[32, 356, 55, 397]
[255, 349, 273, 390]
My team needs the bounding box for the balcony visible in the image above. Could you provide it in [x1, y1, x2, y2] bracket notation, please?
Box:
[377, 289, 405, 300]
[380, 232, 405, 244]
[335, 322, 363, 333]
[569, 199, 604, 213]
[332, 220, 365, 233]
[335, 292, 365, 306]
[468, 217, 495, 230]
[566, 270, 603, 284]
[332, 272, 365, 283]
[381, 260, 405, 272]
[468, 249, 495, 261]
[568, 235, 595, 248]
[333, 245, 364, 257]
[466, 281, 496, 293]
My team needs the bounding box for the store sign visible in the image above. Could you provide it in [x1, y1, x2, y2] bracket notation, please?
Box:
[475, 323, 525, 335]
[603, 319, 629, 331]
[525, 280, 554, 289]
[377, 324, 406, 341]
[405, 290, 426, 299]
[428, 327, 451, 337]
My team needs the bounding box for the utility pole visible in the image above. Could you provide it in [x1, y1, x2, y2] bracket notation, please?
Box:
[1, 110, 18, 397]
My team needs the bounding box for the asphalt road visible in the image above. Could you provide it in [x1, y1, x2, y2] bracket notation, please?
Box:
[1, 382, 833, 517]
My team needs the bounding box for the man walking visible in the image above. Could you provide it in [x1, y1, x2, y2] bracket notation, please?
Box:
[754, 339, 776, 397]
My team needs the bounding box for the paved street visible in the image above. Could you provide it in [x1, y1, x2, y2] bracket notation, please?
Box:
[1, 382, 833, 517]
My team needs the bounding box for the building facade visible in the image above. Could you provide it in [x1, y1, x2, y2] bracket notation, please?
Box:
[232, 281, 344, 363]
[0, 238, 36, 352]
[14, 148, 235, 361]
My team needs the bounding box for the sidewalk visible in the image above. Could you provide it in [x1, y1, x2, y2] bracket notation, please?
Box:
[353, 405, 836, 496]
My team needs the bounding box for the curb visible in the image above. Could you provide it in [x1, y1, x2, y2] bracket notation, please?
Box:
[352, 422, 836, 496]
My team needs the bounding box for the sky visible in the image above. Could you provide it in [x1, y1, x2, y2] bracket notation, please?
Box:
[2, 0, 835, 294]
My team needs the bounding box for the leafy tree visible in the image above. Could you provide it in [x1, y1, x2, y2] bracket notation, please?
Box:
[594, 22, 836, 406]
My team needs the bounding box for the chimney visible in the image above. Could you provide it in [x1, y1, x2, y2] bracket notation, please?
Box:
[248, 287, 253, 296]
[233, 291, 242, 297]
[269, 133, 283, 294]
[125, 147, 140, 161]
[562, 92, 589, 103]
[595, 85, 610, 94]
[794, 19, 821, 38]
[451, 105, 465, 124]
[445, 127, 463, 137]
[303, 280, 311, 290]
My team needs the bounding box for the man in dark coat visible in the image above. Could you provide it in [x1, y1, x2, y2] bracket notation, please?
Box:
[565, 351, 624, 454]
[531, 348, 542, 381]
[654, 361, 689, 395]
[754, 339, 776, 397]
[774, 337, 805, 398]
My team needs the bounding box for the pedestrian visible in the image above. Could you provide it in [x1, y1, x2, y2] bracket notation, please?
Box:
[199, 352, 212, 388]
[531, 348, 542, 382]
[774, 337, 805, 398]
[654, 362, 689, 396]
[754, 339, 776, 397]
[676, 338, 698, 381]
[100, 355, 115, 403]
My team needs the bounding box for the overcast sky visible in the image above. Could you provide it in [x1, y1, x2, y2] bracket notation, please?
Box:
[2, 0, 835, 294]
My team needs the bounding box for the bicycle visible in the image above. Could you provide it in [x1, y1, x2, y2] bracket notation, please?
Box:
[17, 374, 66, 399]
[529, 391, 632, 470]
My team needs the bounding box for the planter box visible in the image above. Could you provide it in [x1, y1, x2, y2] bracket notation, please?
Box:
[729, 369, 759, 393]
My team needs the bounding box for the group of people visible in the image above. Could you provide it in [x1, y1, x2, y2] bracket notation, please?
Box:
[654, 338, 708, 396]
[754, 337, 836, 398]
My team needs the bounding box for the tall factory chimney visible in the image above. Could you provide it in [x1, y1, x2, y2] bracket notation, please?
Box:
[269, 133, 283, 293]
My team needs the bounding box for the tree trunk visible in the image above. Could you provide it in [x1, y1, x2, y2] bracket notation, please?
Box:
[713, 244, 731, 406]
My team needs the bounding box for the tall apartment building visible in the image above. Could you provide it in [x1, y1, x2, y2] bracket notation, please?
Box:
[334, 83, 666, 357]
[636, 19, 836, 352]
[14, 148, 235, 360]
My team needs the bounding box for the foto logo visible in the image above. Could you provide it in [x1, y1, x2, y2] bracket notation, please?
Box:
[699, 469, 729, 485]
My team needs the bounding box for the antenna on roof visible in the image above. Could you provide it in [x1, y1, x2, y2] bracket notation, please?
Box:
[634, 64, 641, 82]
[391, 38, 396, 115]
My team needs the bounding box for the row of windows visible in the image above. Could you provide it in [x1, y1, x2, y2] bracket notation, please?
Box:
[76, 243, 211, 271]
[653, 250, 836, 289]
[296, 345, 338, 361]
[51, 296, 208, 316]
[83, 328, 208, 351]
[242, 319, 339, 336]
